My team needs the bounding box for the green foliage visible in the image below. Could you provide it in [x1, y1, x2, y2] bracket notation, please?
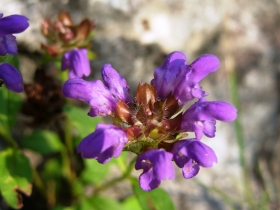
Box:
[20, 130, 64, 155]
[63, 105, 102, 141]
[131, 178, 176, 210]
[0, 149, 33, 209]
[122, 196, 142, 210]
[77, 196, 124, 210]
[80, 159, 110, 185]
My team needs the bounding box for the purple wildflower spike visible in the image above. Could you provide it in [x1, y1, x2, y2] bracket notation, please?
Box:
[135, 149, 175, 191]
[61, 48, 91, 79]
[77, 123, 128, 163]
[181, 98, 237, 140]
[0, 62, 23, 92]
[63, 51, 237, 190]
[172, 139, 217, 179]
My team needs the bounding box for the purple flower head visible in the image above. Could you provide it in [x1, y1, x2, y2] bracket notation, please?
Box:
[0, 63, 23, 92]
[0, 13, 29, 56]
[151, 51, 220, 105]
[61, 48, 91, 79]
[63, 64, 132, 117]
[172, 139, 217, 179]
[181, 98, 237, 140]
[77, 123, 128, 164]
[135, 149, 175, 191]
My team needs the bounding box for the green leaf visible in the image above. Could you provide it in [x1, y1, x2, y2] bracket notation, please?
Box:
[122, 196, 142, 210]
[78, 196, 123, 210]
[87, 50, 97, 60]
[0, 85, 22, 131]
[80, 159, 110, 185]
[63, 105, 102, 138]
[0, 149, 33, 209]
[131, 178, 176, 210]
[20, 130, 64, 155]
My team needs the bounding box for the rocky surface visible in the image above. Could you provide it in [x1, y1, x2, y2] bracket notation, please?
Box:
[2, 0, 280, 209]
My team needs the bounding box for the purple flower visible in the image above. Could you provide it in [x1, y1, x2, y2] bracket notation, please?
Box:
[135, 149, 175, 191]
[151, 51, 220, 105]
[0, 63, 23, 92]
[63, 64, 132, 116]
[0, 13, 29, 55]
[61, 48, 91, 79]
[77, 123, 128, 163]
[181, 98, 237, 140]
[172, 139, 217, 179]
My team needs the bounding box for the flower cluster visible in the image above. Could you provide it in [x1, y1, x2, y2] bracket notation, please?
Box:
[63, 51, 237, 191]
[41, 12, 94, 79]
[0, 13, 29, 92]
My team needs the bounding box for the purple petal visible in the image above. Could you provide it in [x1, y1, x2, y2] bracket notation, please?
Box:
[151, 51, 187, 100]
[0, 37, 7, 55]
[101, 64, 132, 103]
[62, 78, 116, 116]
[182, 159, 200, 179]
[182, 98, 237, 122]
[0, 14, 29, 36]
[62, 48, 91, 78]
[77, 123, 128, 163]
[0, 63, 23, 92]
[186, 140, 218, 167]
[4, 35, 18, 55]
[203, 120, 216, 138]
[172, 139, 217, 168]
[188, 54, 220, 84]
[135, 149, 175, 191]
[139, 168, 161, 191]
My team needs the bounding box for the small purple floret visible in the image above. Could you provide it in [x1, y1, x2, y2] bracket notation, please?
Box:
[0, 63, 23, 92]
[77, 123, 128, 164]
[151, 52, 220, 105]
[181, 98, 237, 139]
[172, 139, 217, 179]
[62, 64, 132, 116]
[62, 48, 91, 79]
[135, 149, 175, 191]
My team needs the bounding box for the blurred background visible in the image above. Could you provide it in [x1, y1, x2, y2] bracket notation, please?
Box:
[1, 0, 280, 209]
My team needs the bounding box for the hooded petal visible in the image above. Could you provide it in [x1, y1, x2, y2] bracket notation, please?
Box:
[135, 149, 175, 191]
[62, 78, 116, 116]
[62, 48, 91, 78]
[172, 139, 217, 169]
[3, 35, 18, 55]
[101, 64, 132, 103]
[151, 51, 187, 100]
[181, 98, 237, 139]
[0, 63, 23, 92]
[174, 55, 219, 105]
[0, 14, 29, 36]
[77, 123, 128, 163]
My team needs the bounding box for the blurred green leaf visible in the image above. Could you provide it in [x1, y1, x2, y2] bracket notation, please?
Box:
[0, 149, 33, 209]
[80, 159, 110, 185]
[63, 105, 102, 139]
[53, 205, 75, 210]
[77, 196, 123, 210]
[131, 178, 176, 210]
[20, 130, 64, 155]
[0, 84, 22, 131]
[122, 196, 142, 210]
[43, 159, 63, 180]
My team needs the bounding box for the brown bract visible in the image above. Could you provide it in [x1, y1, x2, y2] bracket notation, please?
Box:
[41, 11, 94, 57]
[112, 83, 184, 154]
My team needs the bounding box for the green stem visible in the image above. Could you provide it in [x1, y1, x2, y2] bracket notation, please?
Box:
[64, 116, 73, 156]
[228, 69, 255, 208]
[0, 123, 19, 149]
[94, 156, 137, 194]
